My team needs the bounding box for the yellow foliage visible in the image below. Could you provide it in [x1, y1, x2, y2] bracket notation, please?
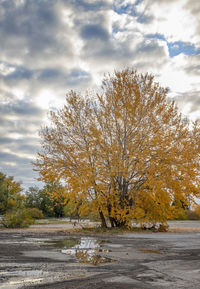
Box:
[34, 69, 200, 228]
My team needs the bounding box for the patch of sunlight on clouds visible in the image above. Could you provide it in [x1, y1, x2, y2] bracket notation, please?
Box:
[73, 37, 85, 57]
[158, 55, 193, 92]
[2, 161, 16, 167]
[36, 89, 62, 110]
[180, 103, 193, 117]
[2, 148, 35, 160]
[0, 63, 15, 76]
[141, 0, 197, 45]
[78, 60, 90, 73]
[62, 8, 74, 27]
[7, 133, 23, 140]
[190, 111, 200, 122]
[158, 3, 194, 42]
[160, 68, 190, 92]
[12, 88, 25, 100]
[4, 115, 20, 121]
[15, 0, 25, 7]
[91, 71, 104, 86]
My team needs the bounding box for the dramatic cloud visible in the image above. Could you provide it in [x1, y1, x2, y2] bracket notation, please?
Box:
[0, 0, 199, 189]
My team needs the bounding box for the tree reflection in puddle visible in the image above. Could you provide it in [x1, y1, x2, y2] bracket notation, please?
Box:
[45, 238, 80, 249]
[61, 237, 115, 265]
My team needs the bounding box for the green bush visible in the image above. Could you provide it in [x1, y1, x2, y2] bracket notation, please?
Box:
[63, 203, 80, 219]
[25, 208, 44, 219]
[1, 209, 34, 228]
[25, 184, 66, 218]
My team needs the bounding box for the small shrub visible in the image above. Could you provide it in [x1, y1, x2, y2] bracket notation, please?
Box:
[187, 210, 200, 220]
[194, 205, 200, 219]
[157, 223, 169, 232]
[175, 209, 187, 220]
[25, 208, 44, 219]
[1, 209, 34, 228]
[63, 204, 74, 218]
[88, 213, 101, 222]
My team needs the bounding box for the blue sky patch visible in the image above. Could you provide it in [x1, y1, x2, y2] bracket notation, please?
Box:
[167, 41, 200, 57]
[113, 3, 137, 17]
[146, 34, 200, 57]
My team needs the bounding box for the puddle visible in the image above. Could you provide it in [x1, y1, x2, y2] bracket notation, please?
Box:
[106, 244, 122, 248]
[45, 238, 80, 249]
[47, 237, 115, 265]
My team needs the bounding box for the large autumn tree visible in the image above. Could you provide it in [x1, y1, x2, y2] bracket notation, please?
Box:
[34, 69, 200, 227]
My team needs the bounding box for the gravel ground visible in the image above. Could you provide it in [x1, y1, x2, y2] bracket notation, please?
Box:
[0, 221, 200, 289]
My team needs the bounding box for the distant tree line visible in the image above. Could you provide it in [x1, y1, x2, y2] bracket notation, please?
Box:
[0, 172, 79, 228]
[0, 170, 200, 228]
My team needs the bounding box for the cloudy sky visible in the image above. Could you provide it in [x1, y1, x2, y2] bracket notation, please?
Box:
[0, 0, 200, 190]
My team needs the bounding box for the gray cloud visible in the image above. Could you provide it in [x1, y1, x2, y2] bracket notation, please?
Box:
[80, 24, 109, 41]
[0, 0, 74, 68]
[183, 55, 200, 76]
[135, 38, 168, 62]
[184, 0, 200, 37]
[0, 99, 43, 117]
[0, 148, 38, 188]
[35, 68, 92, 87]
[2, 66, 33, 81]
[1, 63, 92, 96]
[0, 0, 199, 189]
[0, 98, 44, 188]
[66, 0, 111, 11]
[0, 138, 40, 156]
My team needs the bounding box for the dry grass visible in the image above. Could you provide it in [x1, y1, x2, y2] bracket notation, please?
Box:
[169, 227, 200, 233]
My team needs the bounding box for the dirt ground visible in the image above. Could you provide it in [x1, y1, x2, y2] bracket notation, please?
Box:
[0, 221, 200, 289]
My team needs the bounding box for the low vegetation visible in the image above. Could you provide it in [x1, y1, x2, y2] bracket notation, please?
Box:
[174, 206, 200, 221]
[0, 170, 200, 229]
[1, 209, 34, 228]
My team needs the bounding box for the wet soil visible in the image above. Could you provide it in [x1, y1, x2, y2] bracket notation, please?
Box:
[0, 222, 200, 288]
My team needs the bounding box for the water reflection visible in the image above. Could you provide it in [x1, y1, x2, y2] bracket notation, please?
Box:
[61, 237, 115, 265]
[45, 238, 80, 249]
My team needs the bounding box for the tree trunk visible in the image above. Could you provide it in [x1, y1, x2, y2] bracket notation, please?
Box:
[113, 219, 126, 228]
[99, 210, 107, 228]
[107, 203, 115, 227]
[109, 216, 115, 227]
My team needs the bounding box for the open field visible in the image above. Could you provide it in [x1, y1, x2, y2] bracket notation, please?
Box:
[0, 221, 200, 288]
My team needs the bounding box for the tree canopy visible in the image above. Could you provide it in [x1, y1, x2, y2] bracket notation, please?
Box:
[35, 69, 200, 227]
[0, 172, 24, 214]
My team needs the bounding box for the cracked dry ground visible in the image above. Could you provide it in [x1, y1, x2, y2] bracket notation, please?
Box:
[0, 229, 200, 289]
